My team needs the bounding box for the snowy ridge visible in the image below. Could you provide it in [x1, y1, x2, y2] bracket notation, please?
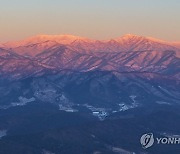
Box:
[0, 34, 179, 79]
[1, 34, 180, 56]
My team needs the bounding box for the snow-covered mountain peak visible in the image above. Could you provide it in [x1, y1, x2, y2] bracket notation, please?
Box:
[114, 34, 148, 45]
[3, 34, 92, 48]
[171, 42, 180, 49]
[120, 34, 145, 40]
[122, 34, 142, 38]
[1, 34, 180, 57]
[33, 34, 91, 43]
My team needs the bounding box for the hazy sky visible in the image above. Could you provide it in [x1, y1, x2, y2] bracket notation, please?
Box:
[0, 0, 180, 42]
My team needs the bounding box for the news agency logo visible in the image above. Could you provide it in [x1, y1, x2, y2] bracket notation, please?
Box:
[140, 133, 154, 149]
[140, 133, 180, 149]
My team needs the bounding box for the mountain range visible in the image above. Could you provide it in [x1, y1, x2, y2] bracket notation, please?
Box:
[0, 34, 180, 79]
[0, 34, 180, 154]
[1, 34, 180, 56]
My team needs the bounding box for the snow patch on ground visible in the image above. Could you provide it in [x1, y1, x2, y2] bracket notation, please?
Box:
[83, 104, 108, 120]
[59, 104, 78, 112]
[0, 130, 7, 139]
[11, 96, 35, 107]
[156, 101, 171, 105]
[0, 97, 36, 109]
[118, 96, 139, 112]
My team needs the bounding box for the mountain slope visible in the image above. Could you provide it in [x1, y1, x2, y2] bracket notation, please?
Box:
[3, 35, 92, 47]
[172, 42, 180, 48]
[2, 34, 180, 57]
[0, 48, 179, 80]
[0, 35, 180, 154]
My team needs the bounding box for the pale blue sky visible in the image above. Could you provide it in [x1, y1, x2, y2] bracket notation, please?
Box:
[0, 0, 180, 42]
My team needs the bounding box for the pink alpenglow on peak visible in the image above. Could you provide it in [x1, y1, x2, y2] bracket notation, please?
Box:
[121, 34, 144, 39]
[1, 34, 180, 57]
[171, 42, 180, 48]
[2, 34, 180, 48]
[3, 34, 93, 48]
